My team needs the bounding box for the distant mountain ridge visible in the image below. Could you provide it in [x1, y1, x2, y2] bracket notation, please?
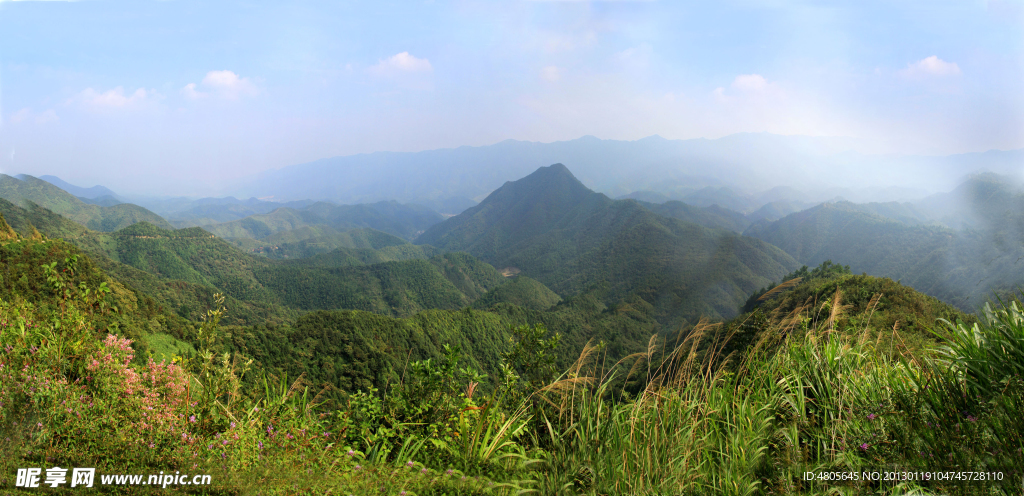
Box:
[417, 163, 799, 325]
[234, 133, 1022, 206]
[38, 175, 120, 200]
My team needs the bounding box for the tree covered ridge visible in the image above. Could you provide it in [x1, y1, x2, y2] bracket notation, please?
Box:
[1, 226, 1021, 494]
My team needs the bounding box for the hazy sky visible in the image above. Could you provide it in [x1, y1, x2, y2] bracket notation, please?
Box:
[0, 0, 1022, 195]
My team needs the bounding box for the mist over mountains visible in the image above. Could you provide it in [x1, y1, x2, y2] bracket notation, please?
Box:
[232, 133, 1024, 209]
[17, 133, 1024, 321]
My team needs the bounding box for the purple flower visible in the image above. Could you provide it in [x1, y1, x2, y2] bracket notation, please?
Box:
[967, 415, 977, 422]
[259, 441, 263, 450]
[860, 443, 869, 450]
[354, 465, 362, 471]
[867, 413, 877, 420]
[148, 442, 155, 449]
[406, 460, 414, 467]
[347, 450, 355, 456]
[445, 469, 453, 475]
[189, 415, 196, 423]
[222, 440, 228, 445]
[230, 421, 236, 429]
[421, 468, 428, 474]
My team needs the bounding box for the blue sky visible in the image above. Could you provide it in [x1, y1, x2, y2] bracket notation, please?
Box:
[0, 0, 1021, 195]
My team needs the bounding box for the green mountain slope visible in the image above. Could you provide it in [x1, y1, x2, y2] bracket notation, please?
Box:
[0, 198, 509, 321]
[1, 174, 173, 231]
[104, 222, 506, 317]
[227, 226, 421, 260]
[417, 164, 799, 325]
[203, 200, 443, 241]
[472, 276, 561, 311]
[231, 308, 513, 394]
[0, 198, 297, 325]
[640, 200, 752, 232]
[744, 198, 1024, 311]
[724, 262, 976, 358]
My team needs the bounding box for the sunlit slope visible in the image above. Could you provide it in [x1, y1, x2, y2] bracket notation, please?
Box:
[471, 276, 561, 311]
[202, 200, 443, 241]
[0, 198, 298, 324]
[417, 163, 799, 324]
[0, 174, 174, 231]
[725, 262, 976, 357]
[0, 212, 198, 358]
[744, 196, 1024, 311]
[104, 222, 506, 317]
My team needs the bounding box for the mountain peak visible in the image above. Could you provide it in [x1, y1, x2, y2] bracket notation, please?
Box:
[522, 162, 583, 184]
[415, 163, 600, 251]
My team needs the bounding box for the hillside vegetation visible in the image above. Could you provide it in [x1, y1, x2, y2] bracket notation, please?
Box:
[3, 230, 1021, 495]
[202, 200, 443, 241]
[0, 199, 509, 324]
[227, 226, 431, 260]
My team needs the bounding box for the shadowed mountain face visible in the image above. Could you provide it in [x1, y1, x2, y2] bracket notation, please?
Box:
[744, 191, 1024, 311]
[417, 164, 799, 325]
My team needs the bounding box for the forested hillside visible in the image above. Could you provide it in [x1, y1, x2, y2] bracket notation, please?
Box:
[202, 200, 443, 241]
[0, 198, 511, 323]
[639, 200, 752, 232]
[226, 225, 433, 260]
[418, 163, 799, 326]
[0, 174, 173, 231]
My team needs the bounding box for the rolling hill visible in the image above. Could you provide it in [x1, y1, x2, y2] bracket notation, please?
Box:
[201, 200, 443, 242]
[1, 174, 173, 231]
[0, 198, 510, 321]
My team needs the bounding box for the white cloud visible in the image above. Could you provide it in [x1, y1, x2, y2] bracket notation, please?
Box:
[77, 87, 152, 108]
[369, 52, 433, 75]
[901, 56, 961, 77]
[9, 108, 32, 124]
[181, 70, 259, 100]
[8, 108, 58, 126]
[732, 74, 768, 92]
[34, 109, 59, 124]
[181, 83, 204, 100]
[541, 66, 561, 82]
